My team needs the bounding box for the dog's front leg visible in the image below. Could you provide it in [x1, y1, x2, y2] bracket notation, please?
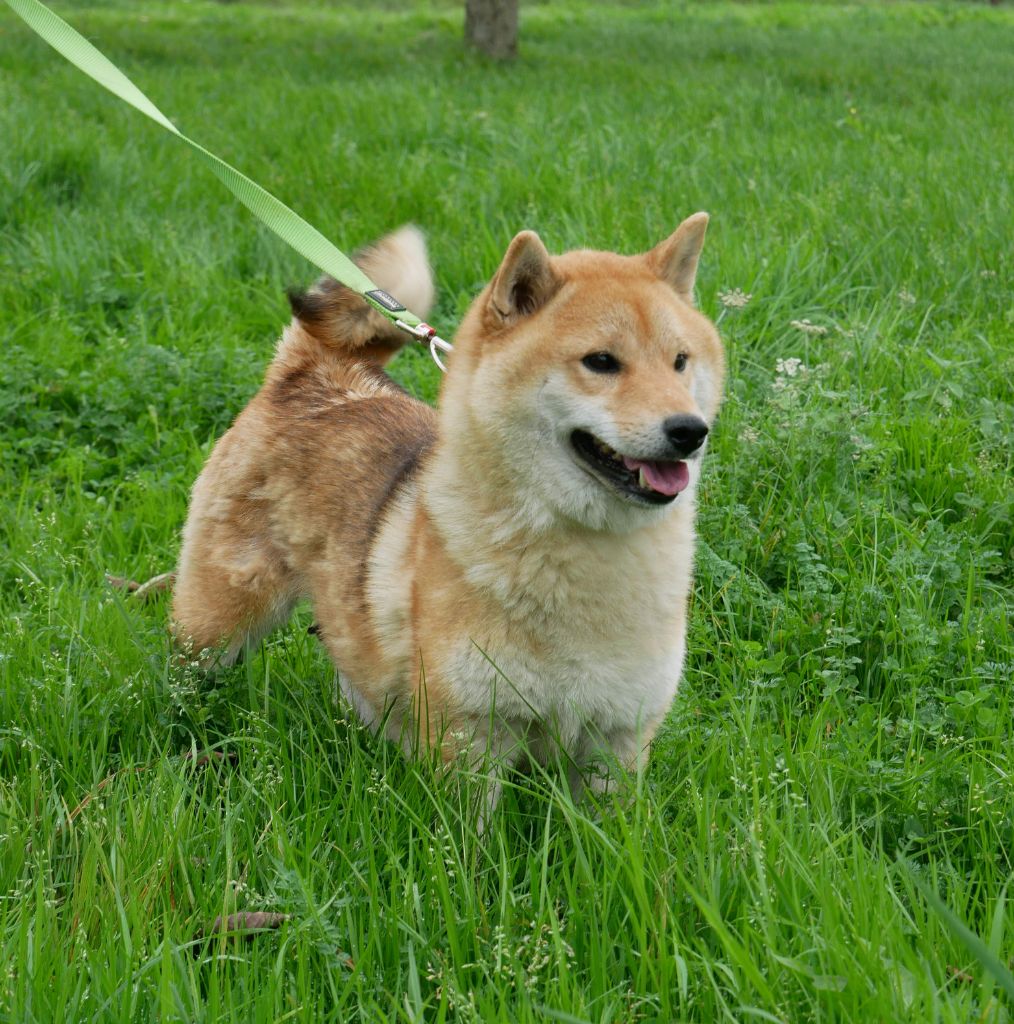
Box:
[448, 717, 523, 834]
[569, 724, 654, 799]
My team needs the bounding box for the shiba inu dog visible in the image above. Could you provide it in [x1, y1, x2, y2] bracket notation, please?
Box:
[172, 214, 725, 804]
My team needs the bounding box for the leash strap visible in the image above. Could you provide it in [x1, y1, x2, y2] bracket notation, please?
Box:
[4, 0, 453, 361]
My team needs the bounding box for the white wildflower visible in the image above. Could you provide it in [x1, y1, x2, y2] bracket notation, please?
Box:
[775, 357, 805, 377]
[789, 318, 828, 336]
[718, 287, 752, 309]
[897, 289, 916, 305]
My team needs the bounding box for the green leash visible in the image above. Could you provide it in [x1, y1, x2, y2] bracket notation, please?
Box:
[3, 0, 452, 363]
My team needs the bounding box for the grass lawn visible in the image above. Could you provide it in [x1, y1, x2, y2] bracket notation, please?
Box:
[1, 0, 1012, 1019]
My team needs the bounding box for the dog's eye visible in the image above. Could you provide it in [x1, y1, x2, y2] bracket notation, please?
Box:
[674, 353, 689, 372]
[581, 352, 621, 374]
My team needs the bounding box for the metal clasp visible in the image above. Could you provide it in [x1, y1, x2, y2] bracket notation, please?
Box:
[395, 319, 453, 372]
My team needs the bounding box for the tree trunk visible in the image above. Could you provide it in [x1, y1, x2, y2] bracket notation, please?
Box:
[465, 0, 519, 60]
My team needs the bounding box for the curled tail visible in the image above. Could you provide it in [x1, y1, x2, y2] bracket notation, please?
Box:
[283, 224, 435, 367]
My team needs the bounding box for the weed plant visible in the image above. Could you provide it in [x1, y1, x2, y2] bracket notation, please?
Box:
[0, 2, 1011, 1020]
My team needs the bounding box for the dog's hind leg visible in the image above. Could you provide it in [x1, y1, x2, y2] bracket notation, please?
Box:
[171, 508, 298, 668]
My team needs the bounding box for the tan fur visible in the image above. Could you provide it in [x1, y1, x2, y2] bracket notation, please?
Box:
[173, 216, 725, 805]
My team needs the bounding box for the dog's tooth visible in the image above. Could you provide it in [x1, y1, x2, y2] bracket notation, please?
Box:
[638, 468, 648, 489]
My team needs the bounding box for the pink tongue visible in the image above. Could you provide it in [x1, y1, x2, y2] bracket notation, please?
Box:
[621, 457, 690, 496]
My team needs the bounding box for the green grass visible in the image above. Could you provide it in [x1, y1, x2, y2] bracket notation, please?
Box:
[1, 1, 1012, 1020]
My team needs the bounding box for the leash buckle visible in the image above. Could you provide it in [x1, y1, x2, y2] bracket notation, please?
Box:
[395, 319, 453, 372]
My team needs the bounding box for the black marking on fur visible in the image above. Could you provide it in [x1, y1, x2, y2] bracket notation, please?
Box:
[288, 276, 409, 355]
[372, 437, 431, 531]
[287, 283, 339, 326]
[354, 434, 434, 615]
[270, 366, 325, 406]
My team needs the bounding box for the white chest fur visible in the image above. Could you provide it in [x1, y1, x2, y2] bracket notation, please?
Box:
[363, 475, 698, 754]
[446, 630, 686, 750]
[439, 503, 696, 746]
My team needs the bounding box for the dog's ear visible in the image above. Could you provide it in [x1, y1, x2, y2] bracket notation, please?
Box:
[488, 231, 560, 323]
[646, 212, 709, 304]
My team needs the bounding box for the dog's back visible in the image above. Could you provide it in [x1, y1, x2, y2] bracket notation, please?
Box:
[172, 226, 437, 665]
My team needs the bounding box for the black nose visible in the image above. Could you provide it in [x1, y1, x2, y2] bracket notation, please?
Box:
[663, 415, 709, 456]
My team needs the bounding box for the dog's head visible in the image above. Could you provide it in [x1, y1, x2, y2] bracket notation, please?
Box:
[441, 214, 725, 532]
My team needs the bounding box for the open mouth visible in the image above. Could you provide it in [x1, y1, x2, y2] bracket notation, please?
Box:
[570, 430, 690, 505]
